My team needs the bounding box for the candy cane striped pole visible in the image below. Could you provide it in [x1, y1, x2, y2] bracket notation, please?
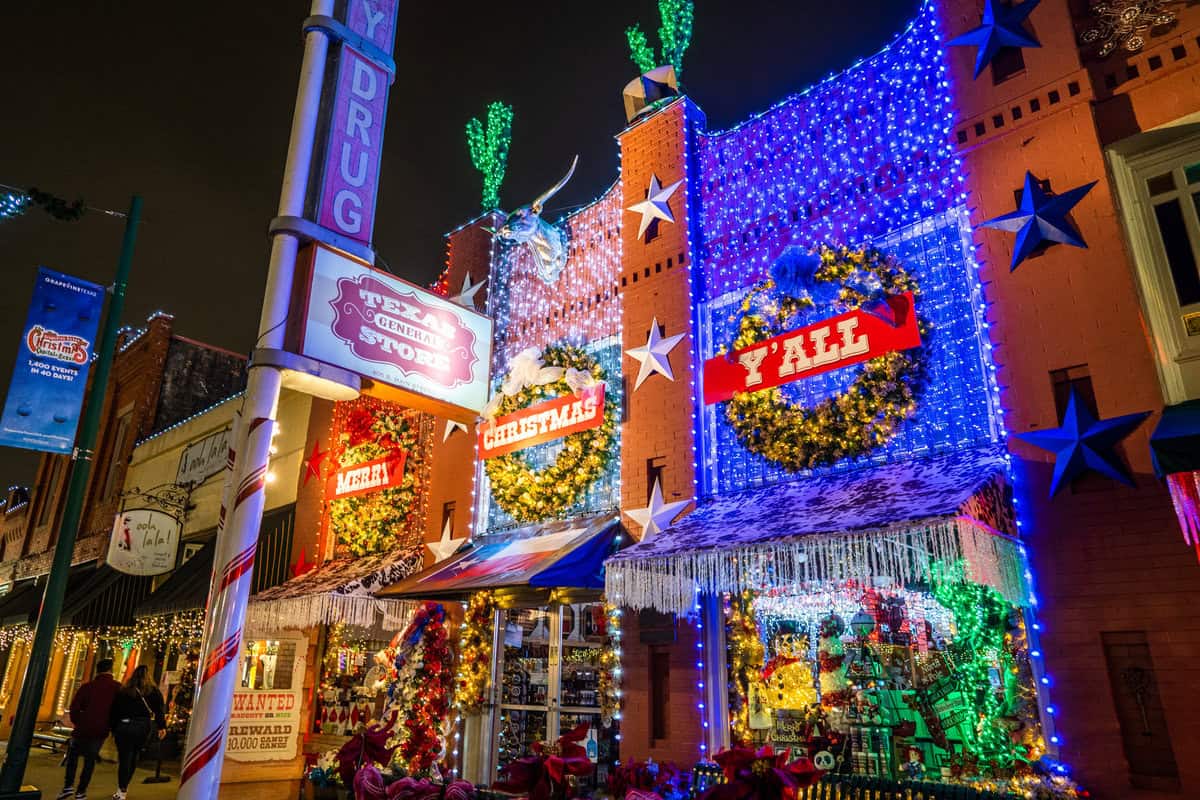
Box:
[178, 1, 334, 795]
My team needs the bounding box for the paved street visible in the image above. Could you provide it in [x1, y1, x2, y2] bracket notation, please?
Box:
[0, 743, 179, 800]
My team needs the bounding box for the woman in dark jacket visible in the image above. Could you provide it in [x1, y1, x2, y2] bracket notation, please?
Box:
[108, 665, 166, 800]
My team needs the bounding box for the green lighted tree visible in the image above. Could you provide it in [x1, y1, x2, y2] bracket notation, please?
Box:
[626, 0, 695, 77]
[465, 101, 514, 211]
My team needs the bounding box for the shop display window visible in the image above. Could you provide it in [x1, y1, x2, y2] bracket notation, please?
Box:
[241, 638, 296, 691]
[496, 601, 618, 791]
[314, 624, 392, 737]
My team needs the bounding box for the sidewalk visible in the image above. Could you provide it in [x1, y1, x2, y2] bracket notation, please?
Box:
[0, 743, 179, 799]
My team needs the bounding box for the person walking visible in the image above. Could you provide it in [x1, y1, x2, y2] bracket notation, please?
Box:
[108, 665, 165, 800]
[58, 658, 120, 800]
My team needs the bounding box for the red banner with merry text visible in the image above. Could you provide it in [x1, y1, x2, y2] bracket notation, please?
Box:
[479, 384, 606, 459]
[703, 292, 920, 405]
[326, 452, 407, 500]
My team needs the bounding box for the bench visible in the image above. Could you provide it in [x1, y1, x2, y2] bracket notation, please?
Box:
[32, 728, 70, 753]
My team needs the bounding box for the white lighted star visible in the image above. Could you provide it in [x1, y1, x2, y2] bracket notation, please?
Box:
[453, 273, 486, 308]
[626, 318, 686, 390]
[443, 418, 468, 441]
[427, 517, 465, 562]
[626, 175, 683, 238]
[624, 478, 690, 541]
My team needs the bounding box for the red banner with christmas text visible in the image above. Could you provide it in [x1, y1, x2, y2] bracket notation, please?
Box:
[478, 384, 605, 459]
[326, 452, 407, 500]
[703, 292, 920, 404]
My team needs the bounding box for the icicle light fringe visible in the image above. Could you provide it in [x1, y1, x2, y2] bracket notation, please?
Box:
[246, 594, 417, 634]
[605, 518, 1029, 616]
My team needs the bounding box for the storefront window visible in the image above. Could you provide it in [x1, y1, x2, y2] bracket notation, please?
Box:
[315, 624, 393, 737]
[496, 602, 618, 789]
[240, 639, 296, 691]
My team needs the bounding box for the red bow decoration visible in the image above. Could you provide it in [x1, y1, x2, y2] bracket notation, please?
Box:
[337, 712, 399, 787]
[353, 767, 477, 800]
[494, 722, 595, 800]
[700, 746, 822, 800]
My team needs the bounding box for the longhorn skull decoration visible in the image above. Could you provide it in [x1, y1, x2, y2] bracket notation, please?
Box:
[490, 156, 578, 285]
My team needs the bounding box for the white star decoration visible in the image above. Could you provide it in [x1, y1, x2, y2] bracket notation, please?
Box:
[427, 517, 465, 562]
[624, 478, 690, 541]
[626, 174, 683, 238]
[626, 318, 686, 390]
[452, 272, 486, 308]
[443, 418, 468, 442]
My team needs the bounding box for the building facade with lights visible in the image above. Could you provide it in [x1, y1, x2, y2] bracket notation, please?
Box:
[377, 1, 1200, 798]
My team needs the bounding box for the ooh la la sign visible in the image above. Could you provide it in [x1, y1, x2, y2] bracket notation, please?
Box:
[106, 508, 182, 577]
[299, 244, 492, 419]
[479, 384, 605, 459]
[703, 292, 921, 404]
[326, 452, 407, 500]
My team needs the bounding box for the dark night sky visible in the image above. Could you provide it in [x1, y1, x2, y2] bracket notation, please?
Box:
[0, 0, 918, 484]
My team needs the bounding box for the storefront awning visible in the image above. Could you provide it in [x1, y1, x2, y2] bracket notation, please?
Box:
[379, 513, 622, 600]
[61, 566, 153, 629]
[605, 447, 1030, 614]
[134, 540, 216, 619]
[245, 544, 424, 633]
[0, 564, 105, 628]
[1151, 400, 1200, 475]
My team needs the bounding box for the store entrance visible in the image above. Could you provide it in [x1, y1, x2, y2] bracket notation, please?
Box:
[493, 601, 617, 790]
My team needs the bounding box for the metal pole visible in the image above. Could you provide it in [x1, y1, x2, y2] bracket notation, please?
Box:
[176, 2, 333, 796]
[0, 195, 143, 797]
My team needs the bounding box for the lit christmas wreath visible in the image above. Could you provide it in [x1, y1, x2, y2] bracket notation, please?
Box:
[484, 344, 619, 522]
[722, 244, 929, 470]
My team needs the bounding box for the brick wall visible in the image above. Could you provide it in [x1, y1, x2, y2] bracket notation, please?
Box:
[620, 611, 705, 766]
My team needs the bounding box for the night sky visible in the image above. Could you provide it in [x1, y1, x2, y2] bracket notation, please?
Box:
[0, 0, 917, 484]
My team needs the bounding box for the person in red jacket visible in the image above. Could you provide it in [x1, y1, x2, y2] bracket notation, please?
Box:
[58, 658, 119, 800]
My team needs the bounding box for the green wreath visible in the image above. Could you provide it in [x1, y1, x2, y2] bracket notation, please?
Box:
[485, 344, 619, 522]
[722, 244, 929, 471]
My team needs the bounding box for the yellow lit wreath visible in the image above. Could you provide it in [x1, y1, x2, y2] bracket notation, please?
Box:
[722, 244, 929, 471]
[484, 344, 619, 522]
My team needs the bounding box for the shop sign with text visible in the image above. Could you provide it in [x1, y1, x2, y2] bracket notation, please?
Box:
[479, 385, 605, 459]
[176, 427, 232, 486]
[226, 689, 303, 762]
[106, 508, 182, 577]
[703, 293, 920, 404]
[298, 244, 492, 418]
[326, 452, 406, 500]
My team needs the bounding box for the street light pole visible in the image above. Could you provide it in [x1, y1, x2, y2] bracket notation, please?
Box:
[0, 194, 143, 798]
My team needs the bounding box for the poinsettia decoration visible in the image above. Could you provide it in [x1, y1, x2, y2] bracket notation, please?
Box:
[328, 398, 422, 557]
[494, 722, 596, 800]
[700, 746, 822, 800]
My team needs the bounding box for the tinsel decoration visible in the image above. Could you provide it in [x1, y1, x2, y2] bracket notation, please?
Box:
[466, 101, 514, 210]
[720, 244, 928, 471]
[1079, 2, 1177, 58]
[388, 602, 453, 776]
[453, 591, 496, 715]
[626, 0, 695, 78]
[726, 590, 766, 746]
[484, 344, 619, 522]
[327, 398, 422, 557]
[598, 603, 622, 727]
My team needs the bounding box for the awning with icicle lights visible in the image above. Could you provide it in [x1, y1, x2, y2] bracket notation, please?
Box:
[605, 446, 1030, 616]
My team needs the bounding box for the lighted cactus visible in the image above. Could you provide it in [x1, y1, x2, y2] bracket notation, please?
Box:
[625, 0, 695, 78]
[465, 101, 513, 211]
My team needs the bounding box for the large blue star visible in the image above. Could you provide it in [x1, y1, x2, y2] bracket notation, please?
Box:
[980, 172, 1096, 271]
[948, 0, 1042, 78]
[1015, 388, 1151, 496]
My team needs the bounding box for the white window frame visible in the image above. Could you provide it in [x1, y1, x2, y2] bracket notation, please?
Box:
[1108, 119, 1200, 404]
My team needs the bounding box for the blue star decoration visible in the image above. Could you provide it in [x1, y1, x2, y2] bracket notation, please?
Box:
[980, 172, 1097, 270]
[949, 0, 1042, 78]
[1015, 388, 1151, 496]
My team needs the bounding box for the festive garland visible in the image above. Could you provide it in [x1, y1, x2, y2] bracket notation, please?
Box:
[454, 591, 496, 715]
[330, 400, 420, 557]
[484, 345, 619, 522]
[387, 602, 452, 776]
[599, 603, 622, 727]
[727, 590, 766, 746]
[721, 245, 929, 471]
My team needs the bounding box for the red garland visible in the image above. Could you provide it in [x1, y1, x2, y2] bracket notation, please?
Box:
[395, 603, 453, 775]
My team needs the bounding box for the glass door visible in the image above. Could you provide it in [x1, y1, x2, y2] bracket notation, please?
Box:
[493, 602, 620, 789]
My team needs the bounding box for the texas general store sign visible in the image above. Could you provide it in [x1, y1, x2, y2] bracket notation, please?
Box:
[297, 244, 492, 419]
[703, 293, 921, 403]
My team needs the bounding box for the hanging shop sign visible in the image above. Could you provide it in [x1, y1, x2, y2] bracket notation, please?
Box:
[295, 244, 492, 420]
[311, 0, 399, 245]
[106, 508, 182, 577]
[0, 267, 104, 454]
[326, 451, 407, 500]
[479, 384, 605, 459]
[176, 427, 232, 486]
[703, 292, 920, 404]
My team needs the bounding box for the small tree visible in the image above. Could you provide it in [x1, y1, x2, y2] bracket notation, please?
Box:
[626, 0, 695, 78]
[465, 101, 513, 211]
